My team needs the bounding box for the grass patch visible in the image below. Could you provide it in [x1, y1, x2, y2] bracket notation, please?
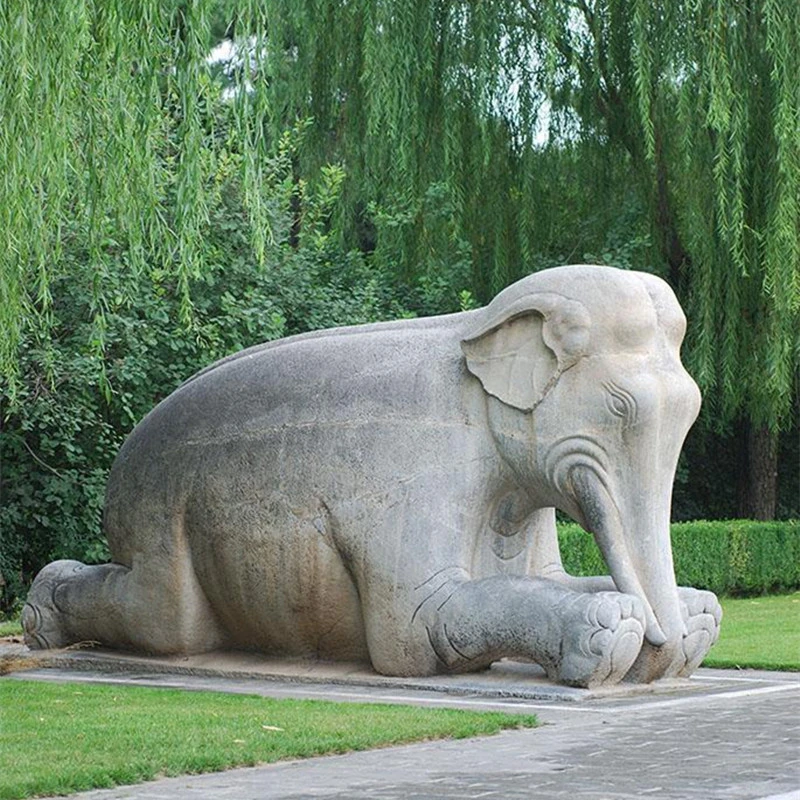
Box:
[0, 680, 537, 800]
[0, 619, 22, 637]
[703, 592, 800, 671]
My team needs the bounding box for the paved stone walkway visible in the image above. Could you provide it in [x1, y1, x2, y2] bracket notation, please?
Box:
[5, 664, 799, 800]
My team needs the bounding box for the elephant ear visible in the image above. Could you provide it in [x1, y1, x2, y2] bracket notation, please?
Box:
[461, 293, 591, 411]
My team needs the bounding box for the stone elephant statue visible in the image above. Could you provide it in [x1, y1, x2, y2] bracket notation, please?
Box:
[23, 265, 721, 688]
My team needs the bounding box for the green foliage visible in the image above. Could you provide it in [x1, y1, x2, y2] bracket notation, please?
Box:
[0, 0, 218, 388]
[1, 0, 797, 609]
[0, 239, 407, 615]
[557, 525, 609, 579]
[671, 418, 799, 522]
[559, 520, 800, 597]
[672, 520, 800, 597]
[254, 0, 799, 432]
[0, 681, 537, 799]
[0, 113, 410, 615]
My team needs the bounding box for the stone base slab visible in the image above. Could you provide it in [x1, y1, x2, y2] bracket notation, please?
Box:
[1, 638, 705, 702]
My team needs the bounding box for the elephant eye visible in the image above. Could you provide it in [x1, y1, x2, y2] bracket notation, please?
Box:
[603, 382, 638, 426]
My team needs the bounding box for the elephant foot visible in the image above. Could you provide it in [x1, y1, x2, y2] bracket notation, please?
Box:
[554, 591, 646, 688]
[675, 588, 722, 677]
[21, 560, 86, 650]
[624, 587, 722, 682]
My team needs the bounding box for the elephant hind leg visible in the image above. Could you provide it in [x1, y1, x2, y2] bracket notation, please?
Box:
[23, 557, 227, 655]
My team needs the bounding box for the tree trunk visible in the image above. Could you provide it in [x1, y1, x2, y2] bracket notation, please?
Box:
[737, 421, 779, 520]
[653, 130, 690, 294]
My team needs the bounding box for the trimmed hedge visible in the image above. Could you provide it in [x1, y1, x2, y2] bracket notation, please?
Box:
[558, 519, 800, 597]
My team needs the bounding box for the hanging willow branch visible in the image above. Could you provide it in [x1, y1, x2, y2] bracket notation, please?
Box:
[0, 0, 213, 394]
[259, 0, 799, 430]
[1, 0, 798, 432]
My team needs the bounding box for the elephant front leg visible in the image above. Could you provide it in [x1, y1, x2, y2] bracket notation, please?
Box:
[423, 576, 646, 688]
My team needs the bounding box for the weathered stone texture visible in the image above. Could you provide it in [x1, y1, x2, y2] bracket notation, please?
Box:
[24, 265, 721, 687]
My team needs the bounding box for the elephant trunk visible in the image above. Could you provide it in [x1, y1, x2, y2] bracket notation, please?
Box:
[570, 466, 685, 651]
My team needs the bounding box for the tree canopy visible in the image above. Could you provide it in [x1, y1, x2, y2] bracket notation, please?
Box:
[1, 0, 798, 516]
[260, 0, 800, 433]
[3, 0, 797, 430]
[1, 0, 798, 613]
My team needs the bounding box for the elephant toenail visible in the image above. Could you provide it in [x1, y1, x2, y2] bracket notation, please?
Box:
[596, 599, 621, 629]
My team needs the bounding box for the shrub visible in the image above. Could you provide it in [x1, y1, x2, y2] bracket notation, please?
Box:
[558, 520, 800, 597]
[0, 245, 410, 618]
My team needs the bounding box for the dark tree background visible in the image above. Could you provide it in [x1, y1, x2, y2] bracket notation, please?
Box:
[1, 0, 798, 613]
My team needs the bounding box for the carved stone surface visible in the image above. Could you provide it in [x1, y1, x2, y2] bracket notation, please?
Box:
[23, 265, 721, 687]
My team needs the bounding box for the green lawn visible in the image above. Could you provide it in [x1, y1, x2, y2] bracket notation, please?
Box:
[0, 680, 537, 800]
[0, 620, 21, 637]
[0, 592, 797, 798]
[703, 592, 800, 671]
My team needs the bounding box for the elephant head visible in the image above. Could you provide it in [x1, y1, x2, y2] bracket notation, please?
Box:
[462, 265, 701, 674]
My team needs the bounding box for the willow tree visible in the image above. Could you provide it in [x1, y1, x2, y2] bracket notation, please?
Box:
[0, 0, 280, 397]
[255, 0, 799, 518]
[536, 0, 800, 519]
[1, 1, 798, 517]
